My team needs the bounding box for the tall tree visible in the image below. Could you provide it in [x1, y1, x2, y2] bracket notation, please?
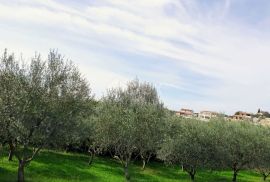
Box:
[135, 104, 166, 170]
[0, 50, 92, 182]
[0, 50, 23, 161]
[95, 79, 165, 181]
[95, 88, 136, 181]
[127, 79, 165, 170]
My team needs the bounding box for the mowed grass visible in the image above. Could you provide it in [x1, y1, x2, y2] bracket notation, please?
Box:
[0, 150, 267, 182]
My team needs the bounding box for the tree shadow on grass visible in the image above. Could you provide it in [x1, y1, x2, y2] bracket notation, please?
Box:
[1, 148, 99, 181]
[134, 161, 187, 181]
[196, 170, 262, 182]
[23, 150, 99, 182]
[0, 167, 17, 182]
[6, 150, 264, 182]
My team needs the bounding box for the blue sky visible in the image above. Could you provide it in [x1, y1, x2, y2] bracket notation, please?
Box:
[1, 0, 270, 114]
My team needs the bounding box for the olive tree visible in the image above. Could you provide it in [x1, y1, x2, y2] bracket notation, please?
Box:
[57, 99, 97, 153]
[158, 117, 214, 182]
[95, 79, 165, 181]
[127, 79, 165, 170]
[134, 104, 166, 170]
[0, 50, 92, 182]
[95, 88, 137, 181]
[0, 95, 6, 153]
[209, 120, 264, 182]
[0, 50, 24, 161]
[82, 104, 99, 165]
[250, 126, 270, 181]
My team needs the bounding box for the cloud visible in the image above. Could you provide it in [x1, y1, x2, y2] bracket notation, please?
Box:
[0, 0, 270, 114]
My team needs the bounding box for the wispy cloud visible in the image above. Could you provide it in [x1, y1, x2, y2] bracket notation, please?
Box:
[1, 0, 270, 114]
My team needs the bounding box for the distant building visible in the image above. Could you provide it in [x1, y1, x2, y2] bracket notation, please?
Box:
[232, 111, 252, 120]
[199, 111, 218, 120]
[176, 108, 194, 118]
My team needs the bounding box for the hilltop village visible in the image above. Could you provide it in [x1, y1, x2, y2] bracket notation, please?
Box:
[175, 108, 270, 126]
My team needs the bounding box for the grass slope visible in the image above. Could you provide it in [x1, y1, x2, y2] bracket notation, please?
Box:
[0, 150, 266, 182]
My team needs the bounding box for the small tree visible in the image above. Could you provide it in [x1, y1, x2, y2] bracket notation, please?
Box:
[209, 120, 263, 182]
[158, 117, 213, 182]
[251, 126, 270, 181]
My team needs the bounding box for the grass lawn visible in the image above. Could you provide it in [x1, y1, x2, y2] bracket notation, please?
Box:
[0, 150, 267, 182]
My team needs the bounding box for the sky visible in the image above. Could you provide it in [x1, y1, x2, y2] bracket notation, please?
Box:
[0, 0, 270, 114]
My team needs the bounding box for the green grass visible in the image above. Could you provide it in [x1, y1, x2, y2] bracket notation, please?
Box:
[0, 150, 267, 182]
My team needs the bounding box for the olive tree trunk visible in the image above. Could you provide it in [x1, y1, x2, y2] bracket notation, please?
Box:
[124, 160, 130, 181]
[16, 146, 42, 182]
[232, 168, 239, 182]
[18, 160, 25, 182]
[8, 142, 15, 161]
[190, 173, 195, 182]
[262, 172, 270, 181]
[141, 154, 152, 170]
[88, 151, 94, 165]
[232, 171, 237, 182]
[232, 164, 240, 182]
[122, 158, 130, 181]
[263, 175, 267, 181]
[141, 154, 146, 170]
[188, 170, 196, 182]
[184, 167, 196, 182]
[142, 159, 146, 170]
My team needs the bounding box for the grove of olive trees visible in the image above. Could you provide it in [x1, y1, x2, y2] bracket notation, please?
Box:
[158, 117, 270, 182]
[1, 50, 270, 182]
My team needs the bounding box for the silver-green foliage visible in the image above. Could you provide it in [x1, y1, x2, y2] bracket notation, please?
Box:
[0, 50, 92, 182]
[95, 79, 165, 180]
[158, 117, 213, 182]
[209, 120, 270, 182]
